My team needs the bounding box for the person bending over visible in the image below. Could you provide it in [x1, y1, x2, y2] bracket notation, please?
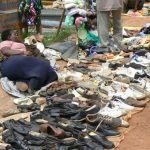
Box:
[0, 29, 58, 92]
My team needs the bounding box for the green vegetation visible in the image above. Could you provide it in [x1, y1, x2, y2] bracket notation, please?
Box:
[21, 27, 76, 46]
[43, 27, 76, 46]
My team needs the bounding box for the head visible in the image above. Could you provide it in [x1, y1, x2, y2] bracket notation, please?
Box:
[1, 29, 21, 42]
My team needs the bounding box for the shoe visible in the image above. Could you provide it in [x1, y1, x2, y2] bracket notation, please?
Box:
[58, 118, 86, 131]
[125, 97, 146, 107]
[129, 85, 146, 100]
[111, 98, 135, 113]
[114, 75, 130, 84]
[2, 129, 28, 149]
[86, 113, 129, 128]
[125, 62, 147, 70]
[89, 132, 115, 149]
[97, 124, 120, 137]
[0, 143, 12, 150]
[39, 124, 65, 138]
[26, 131, 48, 146]
[3, 119, 31, 135]
[99, 103, 126, 118]
[83, 135, 104, 150]
[109, 62, 123, 70]
[17, 103, 40, 113]
[71, 109, 86, 121]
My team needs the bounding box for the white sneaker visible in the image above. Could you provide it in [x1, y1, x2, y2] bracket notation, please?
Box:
[99, 104, 126, 118]
[111, 98, 134, 113]
[129, 85, 146, 100]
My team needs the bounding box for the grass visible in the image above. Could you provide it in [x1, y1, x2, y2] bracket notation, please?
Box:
[43, 27, 76, 46]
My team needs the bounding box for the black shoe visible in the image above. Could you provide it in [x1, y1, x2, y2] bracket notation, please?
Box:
[89, 132, 115, 149]
[109, 63, 123, 70]
[97, 125, 120, 137]
[17, 103, 40, 113]
[3, 119, 30, 135]
[58, 118, 86, 131]
[71, 109, 86, 121]
[83, 135, 104, 150]
[2, 129, 28, 150]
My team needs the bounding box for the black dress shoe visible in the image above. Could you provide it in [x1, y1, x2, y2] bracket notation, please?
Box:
[89, 132, 115, 149]
[83, 135, 104, 150]
[97, 124, 120, 136]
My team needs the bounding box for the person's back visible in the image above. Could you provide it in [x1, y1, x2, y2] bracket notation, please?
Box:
[1, 55, 58, 90]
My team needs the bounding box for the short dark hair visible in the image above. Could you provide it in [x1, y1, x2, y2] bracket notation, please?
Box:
[1, 29, 12, 41]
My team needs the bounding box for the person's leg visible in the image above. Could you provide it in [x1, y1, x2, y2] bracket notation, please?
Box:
[46, 70, 58, 85]
[97, 11, 110, 47]
[112, 9, 123, 42]
[112, 10, 128, 51]
[28, 77, 43, 91]
[28, 71, 58, 91]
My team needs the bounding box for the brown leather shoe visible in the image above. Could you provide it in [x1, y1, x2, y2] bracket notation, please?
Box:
[39, 124, 65, 138]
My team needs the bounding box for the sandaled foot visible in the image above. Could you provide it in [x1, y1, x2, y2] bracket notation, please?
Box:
[16, 82, 29, 92]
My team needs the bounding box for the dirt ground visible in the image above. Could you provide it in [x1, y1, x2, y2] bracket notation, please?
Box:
[117, 101, 150, 150]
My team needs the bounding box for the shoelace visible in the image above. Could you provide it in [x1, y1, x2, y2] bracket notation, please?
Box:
[95, 114, 112, 131]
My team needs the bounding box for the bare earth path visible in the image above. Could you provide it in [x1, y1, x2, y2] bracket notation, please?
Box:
[117, 101, 150, 150]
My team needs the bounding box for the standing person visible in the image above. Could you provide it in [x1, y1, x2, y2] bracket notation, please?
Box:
[18, 0, 43, 33]
[96, 0, 124, 50]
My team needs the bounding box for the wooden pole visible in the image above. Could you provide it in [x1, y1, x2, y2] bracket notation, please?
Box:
[56, 8, 66, 36]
